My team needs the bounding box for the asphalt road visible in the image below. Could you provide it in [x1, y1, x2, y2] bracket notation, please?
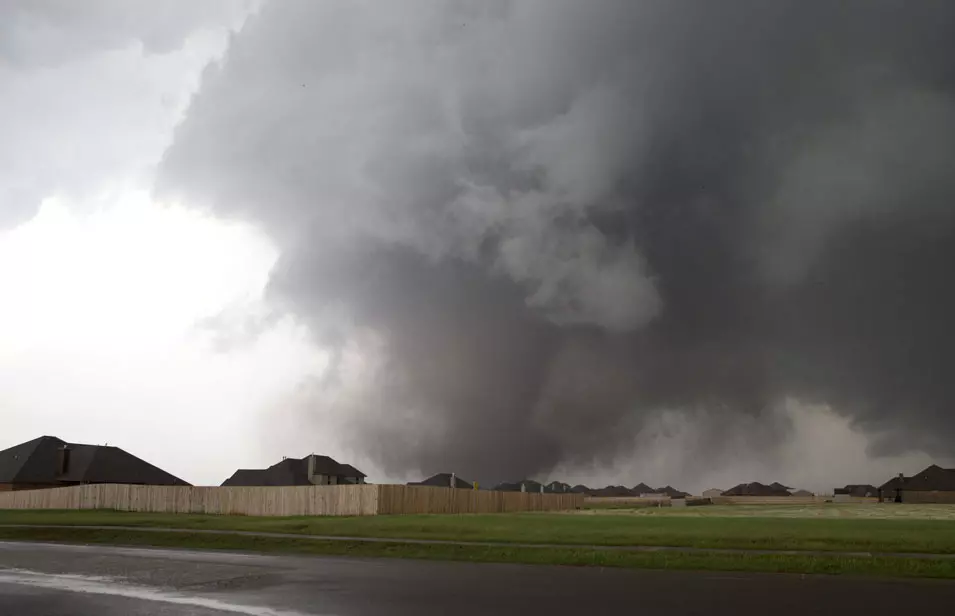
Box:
[3, 541, 955, 615]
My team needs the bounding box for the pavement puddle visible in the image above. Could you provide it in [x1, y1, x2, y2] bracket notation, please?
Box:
[0, 568, 329, 616]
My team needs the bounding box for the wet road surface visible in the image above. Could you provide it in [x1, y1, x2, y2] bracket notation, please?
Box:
[3, 540, 955, 615]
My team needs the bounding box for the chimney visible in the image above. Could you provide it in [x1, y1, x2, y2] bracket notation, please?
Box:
[450, 472, 456, 488]
[307, 455, 318, 484]
[56, 446, 71, 476]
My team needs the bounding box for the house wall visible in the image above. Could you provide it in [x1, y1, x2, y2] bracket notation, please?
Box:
[0, 484, 583, 516]
[0, 484, 11, 492]
[307, 473, 347, 486]
[900, 490, 955, 504]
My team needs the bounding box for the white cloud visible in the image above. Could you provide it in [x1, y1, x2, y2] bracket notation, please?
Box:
[0, 197, 325, 485]
[0, 1, 332, 486]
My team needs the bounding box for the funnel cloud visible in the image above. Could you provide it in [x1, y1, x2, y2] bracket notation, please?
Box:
[159, 0, 955, 484]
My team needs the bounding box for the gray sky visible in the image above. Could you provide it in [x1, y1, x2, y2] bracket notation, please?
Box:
[2, 0, 954, 492]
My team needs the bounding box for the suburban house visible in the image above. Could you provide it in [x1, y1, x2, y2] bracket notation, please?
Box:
[494, 479, 544, 492]
[833, 484, 879, 500]
[655, 485, 690, 498]
[632, 482, 654, 495]
[494, 479, 578, 493]
[702, 488, 724, 498]
[408, 473, 473, 489]
[879, 465, 955, 503]
[221, 454, 366, 487]
[722, 482, 791, 497]
[546, 481, 572, 493]
[879, 474, 908, 502]
[590, 485, 637, 497]
[0, 435, 189, 491]
[790, 489, 815, 497]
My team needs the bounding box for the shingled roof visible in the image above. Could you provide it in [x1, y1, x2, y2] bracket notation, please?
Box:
[890, 465, 955, 492]
[409, 473, 473, 488]
[0, 436, 189, 486]
[880, 474, 908, 492]
[0, 436, 53, 483]
[722, 482, 791, 497]
[591, 485, 636, 497]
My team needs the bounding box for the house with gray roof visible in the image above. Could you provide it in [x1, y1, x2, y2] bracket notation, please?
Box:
[880, 465, 955, 503]
[722, 482, 791, 497]
[408, 473, 473, 489]
[221, 454, 366, 487]
[0, 435, 189, 491]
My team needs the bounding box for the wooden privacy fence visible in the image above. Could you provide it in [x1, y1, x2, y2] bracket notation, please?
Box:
[0, 484, 582, 516]
[898, 490, 955, 504]
[710, 496, 877, 505]
[377, 485, 581, 514]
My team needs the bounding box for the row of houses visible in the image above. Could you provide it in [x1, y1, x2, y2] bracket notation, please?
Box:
[704, 467, 955, 503]
[0, 436, 366, 492]
[711, 482, 813, 497]
[6, 436, 955, 504]
[408, 473, 691, 497]
[824, 467, 955, 502]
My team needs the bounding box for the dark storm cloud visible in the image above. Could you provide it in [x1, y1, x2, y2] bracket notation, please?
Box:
[158, 0, 955, 483]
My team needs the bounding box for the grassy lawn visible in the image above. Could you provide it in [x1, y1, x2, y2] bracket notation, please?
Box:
[622, 504, 955, 520]
[2, 525, 955, 580]
[3, 507, 955, 554]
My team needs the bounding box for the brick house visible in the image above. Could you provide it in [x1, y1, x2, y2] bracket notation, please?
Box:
[880, 465, 955, 503]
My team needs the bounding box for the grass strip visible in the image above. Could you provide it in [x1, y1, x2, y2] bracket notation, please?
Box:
[3, 509, 955, 555]
[2, 526, 955, 579]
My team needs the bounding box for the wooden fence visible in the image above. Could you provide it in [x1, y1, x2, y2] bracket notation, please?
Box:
[377, 485, 582, 514]
[710, 495, 877, 505]
[0, 484, 582, 516]
[899, 490, 955, 504]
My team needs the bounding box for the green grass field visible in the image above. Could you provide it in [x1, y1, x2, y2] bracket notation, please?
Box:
[3, 524, 955, 579]
[3, 505, 955, 554]
[619, 503, 955, 520]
